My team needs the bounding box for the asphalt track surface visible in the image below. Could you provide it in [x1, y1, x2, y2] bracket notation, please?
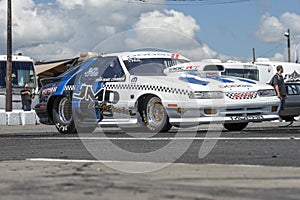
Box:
[0, 122, 300, 200]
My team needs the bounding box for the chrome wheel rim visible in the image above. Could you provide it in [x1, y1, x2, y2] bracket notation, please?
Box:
[58, 97, 72, 124]
[146, 97, 165, 128]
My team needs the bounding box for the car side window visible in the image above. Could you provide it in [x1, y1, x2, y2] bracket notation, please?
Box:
[102, 59, 124, 79]
[287, 84, 298, 95]
[296, 85, 300, 94]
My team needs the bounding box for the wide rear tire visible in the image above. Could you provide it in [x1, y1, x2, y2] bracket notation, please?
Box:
[52, 97, 76, 134]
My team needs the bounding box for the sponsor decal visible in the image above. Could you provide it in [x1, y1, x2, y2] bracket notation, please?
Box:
[131, 77, 138, 84]
[73, 84, 97, 101]
[84, 67, 99, 77]
[169, 67, 184, 73]
[125, 52, 172, 60]
[205, 72, 219, 78]
[285, 70, 300, 82]
[42, 87, 57, 95]
[171, 54, 179, 59]
[225, 92, 257, 100]
[74, 84, 133, 119]
[88, 101, 135, 117]
[220, 84, 252, 88]
[55, 123, 68, 132]
[230, 115, 264, 121]
[168, 65, 200, 73]
[95, 77, 125, 82]
[127, 56, 141, 63]
[185, 65, 200, 70]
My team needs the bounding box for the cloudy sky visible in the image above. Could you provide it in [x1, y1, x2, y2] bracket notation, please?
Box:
[0, 0, 299, 62]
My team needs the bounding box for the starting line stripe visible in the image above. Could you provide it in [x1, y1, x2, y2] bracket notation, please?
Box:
[31, 137, 299, 140]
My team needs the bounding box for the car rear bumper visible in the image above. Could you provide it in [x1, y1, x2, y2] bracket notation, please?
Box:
[34, 103, 53, 125]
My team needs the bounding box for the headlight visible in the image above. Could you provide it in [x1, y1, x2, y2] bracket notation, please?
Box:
[190, 91, 224, 99]
[258, 89, 276, 97]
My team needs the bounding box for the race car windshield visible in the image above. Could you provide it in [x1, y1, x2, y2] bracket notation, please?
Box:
[124, 58, 189, 76]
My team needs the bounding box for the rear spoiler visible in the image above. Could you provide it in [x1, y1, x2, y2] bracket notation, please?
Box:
[40, 77, 63, 86]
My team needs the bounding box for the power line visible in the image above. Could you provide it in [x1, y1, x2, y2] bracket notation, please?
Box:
[167, 0, 250, 5]
[257, 43, 284, 58]
[114, 0, 251, 6]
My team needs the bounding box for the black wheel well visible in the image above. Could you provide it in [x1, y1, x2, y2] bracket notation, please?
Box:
[136, 94, 157, 112]
[47, 95, 63, 122]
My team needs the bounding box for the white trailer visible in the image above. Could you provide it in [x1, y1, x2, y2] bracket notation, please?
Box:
[254, 58, 300, 83]
[0, 55, 38, 110]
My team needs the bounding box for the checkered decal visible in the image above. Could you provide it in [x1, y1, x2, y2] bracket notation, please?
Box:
[65, 85, 75, 91]
[225, 92, 258, 100]
[104, 84, 192, 96]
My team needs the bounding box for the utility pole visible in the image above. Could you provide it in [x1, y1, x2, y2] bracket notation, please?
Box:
[6, 0, 12, 112]
[284, 29, 291, 62]
[252, 48, 256, 64]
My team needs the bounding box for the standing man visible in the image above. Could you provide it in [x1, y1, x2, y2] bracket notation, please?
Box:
[273, 65, 287, 110]
[20, 83, 33, 111]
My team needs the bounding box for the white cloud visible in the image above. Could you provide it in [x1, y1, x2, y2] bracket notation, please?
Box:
[271, 53, 285, 61]
[256, 12, 300, 43]
[0, 0, 219, 61]
[57, 0, 84, 9]
[120, 9, 216, 60]
[280, 12, 300, 33]
[0, 0, 167, 60]
[135, 9, 200, 38]
[256, 13, 285, 43]
[256, 12, 300, 62]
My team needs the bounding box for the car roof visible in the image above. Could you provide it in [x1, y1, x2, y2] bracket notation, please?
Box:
[100, 51, 190, 61]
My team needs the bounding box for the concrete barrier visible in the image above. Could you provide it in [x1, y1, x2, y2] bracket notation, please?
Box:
[0, 111, 7, 125]
[0, 110, 39, 126]
[20, 111, 37, 125]
[7, 111, 21, 125]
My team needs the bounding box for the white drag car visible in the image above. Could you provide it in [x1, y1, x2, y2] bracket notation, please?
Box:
[70, 50, 280, 133]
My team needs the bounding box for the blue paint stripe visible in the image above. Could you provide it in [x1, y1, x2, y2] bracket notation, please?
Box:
[208, 76, 233, 83]
[179, 77, 209, 86]
[236, 78, 256, 84]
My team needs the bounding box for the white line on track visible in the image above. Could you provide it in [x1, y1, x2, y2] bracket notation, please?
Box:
[25, 158, 185, 167]
[25, 158, 269, 169]
[26, 158, 117, 163]
[31, 137, 299, 140]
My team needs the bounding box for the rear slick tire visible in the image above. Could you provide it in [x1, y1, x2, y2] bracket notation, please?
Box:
[52, 97, 76, 134]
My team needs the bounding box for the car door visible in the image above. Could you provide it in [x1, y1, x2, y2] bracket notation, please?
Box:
[285, 83, 300, 108]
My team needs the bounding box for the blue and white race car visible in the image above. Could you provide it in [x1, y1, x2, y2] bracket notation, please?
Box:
[72, 50, 281, 133]
[36, 50, 280, 133]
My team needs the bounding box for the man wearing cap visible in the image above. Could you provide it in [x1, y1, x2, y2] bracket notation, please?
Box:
[20, 84, 33, 111]
[273, 65, 287, 110]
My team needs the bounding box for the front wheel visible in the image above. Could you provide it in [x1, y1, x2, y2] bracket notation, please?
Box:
[52, 97, 76, 134]
[140, 96, 171, 133]
[223, 122, 249, 131]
